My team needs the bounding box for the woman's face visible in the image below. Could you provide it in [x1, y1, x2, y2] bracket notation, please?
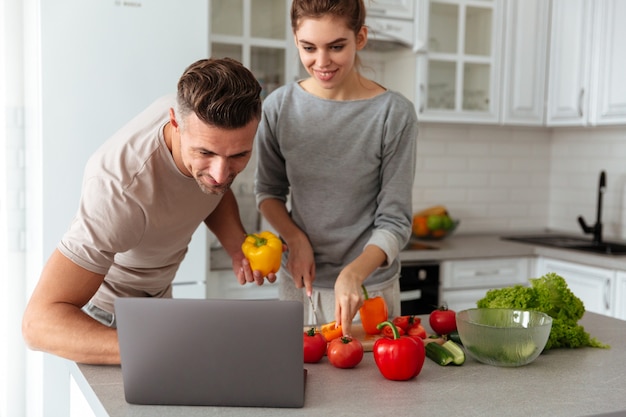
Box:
[294, 15, 367, 92]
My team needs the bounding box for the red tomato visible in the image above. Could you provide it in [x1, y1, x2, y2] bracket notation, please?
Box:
[429, 306, 457, 335]
[327, 336, 364, 369]
[392, 315, 421, 332]
[303, 327, 326, 363]
[407, 323, 427, 340]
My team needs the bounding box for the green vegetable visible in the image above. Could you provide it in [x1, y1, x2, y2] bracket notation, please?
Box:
[425, 341, 465, 366]
[447, 330, 463, 345]
[476, 272, 609, 350]
[442, 340, 465, 365]
[425, 342, 453, 366]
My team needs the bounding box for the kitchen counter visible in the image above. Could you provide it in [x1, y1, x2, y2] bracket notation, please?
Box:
[69, 312, 626, 417]
[399, 233, 626, 271]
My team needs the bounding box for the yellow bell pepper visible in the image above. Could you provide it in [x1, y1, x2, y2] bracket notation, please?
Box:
[241, 231, 282, 276]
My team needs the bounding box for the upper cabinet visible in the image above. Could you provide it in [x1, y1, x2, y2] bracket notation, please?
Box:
[547, 0, 626, 126]
[501, 0, 550, 126]
[415, 0, 504, 124]
[209, 0, 299, 98]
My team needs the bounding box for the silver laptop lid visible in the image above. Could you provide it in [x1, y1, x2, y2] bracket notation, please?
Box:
[115, 297, 305, 408]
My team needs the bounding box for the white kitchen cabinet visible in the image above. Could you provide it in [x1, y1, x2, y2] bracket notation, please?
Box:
[591, 0, 626, 125]
[547, 0, 626, 126]
[536, 258, 615, 317]
[546, 0, 593, 126]
[500, 0, 549, 126]
[614, 272, 626, 320]
[209, 0, 299, 98]
[415, 0, 504, 124]
[440, 257, 531, 312]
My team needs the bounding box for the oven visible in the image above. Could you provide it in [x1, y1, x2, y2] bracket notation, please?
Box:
[399, 262, 440, 315]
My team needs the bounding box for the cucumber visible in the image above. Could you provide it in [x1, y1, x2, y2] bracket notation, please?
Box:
[442, 340, 465, 365]
[425, 342, 454, 366]
[447, 330, 463, 346]
[425, 340, 466, 366]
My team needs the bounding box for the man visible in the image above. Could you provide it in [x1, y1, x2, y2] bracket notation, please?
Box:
[22, 58, 272, 365]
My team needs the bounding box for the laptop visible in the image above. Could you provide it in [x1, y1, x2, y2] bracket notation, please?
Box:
[115, 297, 306, 408]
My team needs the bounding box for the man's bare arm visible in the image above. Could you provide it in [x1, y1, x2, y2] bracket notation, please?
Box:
[22, 249, 121, 364]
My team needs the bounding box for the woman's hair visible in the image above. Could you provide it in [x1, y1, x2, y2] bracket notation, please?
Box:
[290, 0, 367, 36]
[176, 57, 262, 130]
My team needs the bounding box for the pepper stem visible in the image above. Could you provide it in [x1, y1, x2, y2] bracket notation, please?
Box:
[247, 233, 268, 247]
[361, 284, 370, 300]
[377, 321, 400, 340]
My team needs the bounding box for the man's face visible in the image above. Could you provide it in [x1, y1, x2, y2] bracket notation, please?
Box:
[176, 113, 258, 195]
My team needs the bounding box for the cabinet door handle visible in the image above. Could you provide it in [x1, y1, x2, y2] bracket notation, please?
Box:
[474, 269, 501, 277]
[578, 88, 585, 117]
[419, 84, 425, 113]
[604, 278, 611, 311]
[400, 289, 423, 301]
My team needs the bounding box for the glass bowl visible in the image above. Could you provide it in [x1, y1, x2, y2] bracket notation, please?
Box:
[456, 308, 553, 367]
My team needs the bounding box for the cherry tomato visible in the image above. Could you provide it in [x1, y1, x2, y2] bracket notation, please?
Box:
[407, 323, 427, 340]
[303, 327, 326, 363]
[429, 305, 457, 335]
[327, 336, 364, 369]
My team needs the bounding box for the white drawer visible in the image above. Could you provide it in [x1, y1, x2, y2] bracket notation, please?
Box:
[442, 257, 531, 289]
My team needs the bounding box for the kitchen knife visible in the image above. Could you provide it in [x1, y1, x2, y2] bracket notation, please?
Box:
[308, 294, 318, 326]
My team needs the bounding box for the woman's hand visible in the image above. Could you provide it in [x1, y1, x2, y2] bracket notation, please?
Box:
[285, 237, 316, 295]
[333, 269, 365, 337]
[334, 245, 387, 336]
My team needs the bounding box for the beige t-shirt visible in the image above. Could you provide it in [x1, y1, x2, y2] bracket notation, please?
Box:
[59, 95, 221, 313]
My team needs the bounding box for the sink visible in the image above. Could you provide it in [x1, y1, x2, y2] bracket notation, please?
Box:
[502, 234, 626, 255]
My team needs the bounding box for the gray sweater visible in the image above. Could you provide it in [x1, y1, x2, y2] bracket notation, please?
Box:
[255, 82, 417, 289]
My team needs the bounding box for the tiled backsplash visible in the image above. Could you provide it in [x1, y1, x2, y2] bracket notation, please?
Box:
[415, 124, 626, 240]
[550, 126, 626, 240]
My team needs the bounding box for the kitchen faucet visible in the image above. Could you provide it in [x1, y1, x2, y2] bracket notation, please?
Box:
[578, 170, 606, 244]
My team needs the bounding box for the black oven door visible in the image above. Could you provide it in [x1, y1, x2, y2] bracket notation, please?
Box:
[399, 263, 440, 315]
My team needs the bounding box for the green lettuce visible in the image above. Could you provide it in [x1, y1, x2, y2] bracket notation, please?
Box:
[476, 272, 609, 349]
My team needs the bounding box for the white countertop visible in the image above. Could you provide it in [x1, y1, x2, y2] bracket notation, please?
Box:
[400, 233, 626, 271]
[68, 312, 626, 417]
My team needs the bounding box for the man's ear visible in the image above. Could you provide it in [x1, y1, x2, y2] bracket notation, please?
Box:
[169, 107, 180, 129]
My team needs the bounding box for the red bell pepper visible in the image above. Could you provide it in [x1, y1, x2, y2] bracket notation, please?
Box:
[359, 285, 388, 335]
[373, 321, 425, 381]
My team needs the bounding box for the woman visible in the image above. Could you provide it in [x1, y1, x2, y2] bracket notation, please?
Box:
[254, 0, 417, 336]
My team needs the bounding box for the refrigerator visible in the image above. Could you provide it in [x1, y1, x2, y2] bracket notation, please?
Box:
[39, 0, 210, 299]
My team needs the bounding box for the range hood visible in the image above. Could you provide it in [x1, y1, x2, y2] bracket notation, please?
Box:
[366, 16, 414, 50]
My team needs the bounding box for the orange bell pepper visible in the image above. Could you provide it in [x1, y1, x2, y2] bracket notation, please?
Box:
[320, 321, 343, 342]
[359, 285, 388, 335]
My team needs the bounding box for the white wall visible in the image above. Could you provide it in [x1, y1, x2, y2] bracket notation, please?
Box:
[413, 124, 626, 241]
[550, 126, 626, 240]
[412, 124, 626, 242]
[413, 124, 552, 233]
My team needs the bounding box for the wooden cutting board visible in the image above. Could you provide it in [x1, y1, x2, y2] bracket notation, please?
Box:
[304, 324, 382, 352]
